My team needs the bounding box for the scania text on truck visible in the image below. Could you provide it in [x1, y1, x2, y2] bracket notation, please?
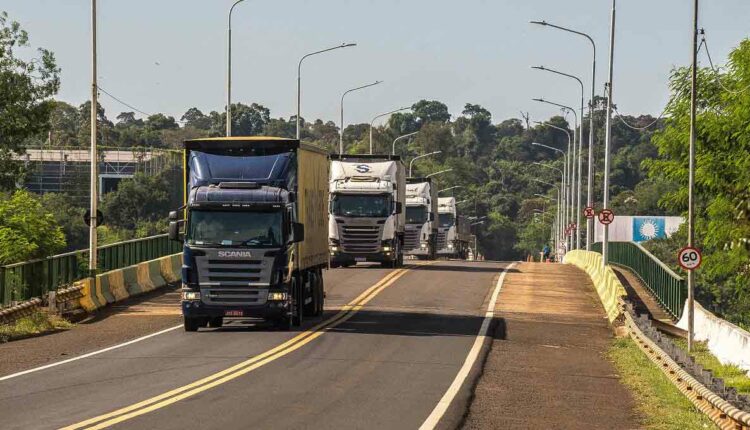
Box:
[403, 178, 438, 259]
[168, 137, 329, 331]
[328, 154, 405, 267]
[436, 197, 470, 259]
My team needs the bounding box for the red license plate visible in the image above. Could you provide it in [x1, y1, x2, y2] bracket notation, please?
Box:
[224, 310, 243, 317]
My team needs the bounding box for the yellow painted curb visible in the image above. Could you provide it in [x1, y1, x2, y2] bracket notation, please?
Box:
[564, 250, 626, 322]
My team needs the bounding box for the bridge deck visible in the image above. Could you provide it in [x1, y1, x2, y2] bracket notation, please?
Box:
[463, 262, 639, 429]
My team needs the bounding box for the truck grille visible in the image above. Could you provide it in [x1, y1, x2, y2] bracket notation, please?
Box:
[404, 226, 421, 251]
[195, 253, 274, 306]
[437, 229, 447, 250]
[339, 224, 382, 253]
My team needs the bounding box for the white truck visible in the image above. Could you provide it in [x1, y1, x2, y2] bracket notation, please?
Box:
[436, 197, 470, 259]
[403, 178, 438, 259]
[328, 154, 406, 268]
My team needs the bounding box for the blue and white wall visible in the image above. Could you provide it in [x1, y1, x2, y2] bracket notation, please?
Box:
[594, 216, 684, 243]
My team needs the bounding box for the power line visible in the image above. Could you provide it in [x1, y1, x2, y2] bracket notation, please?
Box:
[96, 85, 187, 123]
[700, 29, 750, 95]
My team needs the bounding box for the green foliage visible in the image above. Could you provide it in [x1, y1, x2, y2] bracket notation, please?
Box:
[0, 190, 66, 264]
[0, 11, 60, 189]
[40, 193, 87, 251]
[645, 39, 750, 327]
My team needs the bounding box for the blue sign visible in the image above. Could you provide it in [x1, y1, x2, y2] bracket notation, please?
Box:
[632, 217, 666, 242]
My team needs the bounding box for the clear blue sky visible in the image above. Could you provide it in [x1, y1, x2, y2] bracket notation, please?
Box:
[5, 1, 750, 127]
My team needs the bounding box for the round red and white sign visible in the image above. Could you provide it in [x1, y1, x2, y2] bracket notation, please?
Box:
[598, 209, 615, 225]
[583, 206, 595, 219]
[678, 246, 702, 270]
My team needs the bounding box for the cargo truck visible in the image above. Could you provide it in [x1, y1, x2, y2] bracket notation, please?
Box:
[328, 154, 405, 268]
[168, 137, 329, 331]
[436, 197, 470, 259]
[403, 178, 438, 259]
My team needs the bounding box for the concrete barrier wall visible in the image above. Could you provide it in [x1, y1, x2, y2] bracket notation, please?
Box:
[676, 301, 750, 375]
[77, 253, 181, 312]
[563, 250, 627, 322]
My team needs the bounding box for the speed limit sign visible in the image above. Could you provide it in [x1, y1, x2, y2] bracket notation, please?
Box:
[678, 246, 702, 270]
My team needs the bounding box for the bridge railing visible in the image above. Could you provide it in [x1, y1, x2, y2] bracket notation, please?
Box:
[0, 234, 181, 307]
[592, 241, 686, 319]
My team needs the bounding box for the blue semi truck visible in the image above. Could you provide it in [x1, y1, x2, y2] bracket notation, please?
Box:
[168, 137, 329, 331]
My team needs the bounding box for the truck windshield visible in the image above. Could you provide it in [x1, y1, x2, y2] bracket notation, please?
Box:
[187, 210, 283, 247]
[406, 206, 427, 224]
[439, 213, 455, 228]
[331, 194, 391, 218]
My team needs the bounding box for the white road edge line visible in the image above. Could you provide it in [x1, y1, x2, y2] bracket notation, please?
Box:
[418, 262, 517, 430]
[0, 324, 183, 382]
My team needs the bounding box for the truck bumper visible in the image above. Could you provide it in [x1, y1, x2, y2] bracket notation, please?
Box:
[331, 251, 395, 265]
[181, 300, 287, 320]
[405, 247, 430, 256]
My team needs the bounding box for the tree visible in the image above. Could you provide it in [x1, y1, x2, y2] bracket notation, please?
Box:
[99, 171, 177, 232]
[0, 190, 66, 264]
[0, 11, 60, 189]
[411, 100, 451, 124]
[40, 193, 87, 251]
[181, 107, 211, 130]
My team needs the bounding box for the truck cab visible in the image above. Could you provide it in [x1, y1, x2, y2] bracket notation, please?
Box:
[403, 178, 438, 259]
[436, 197, 469, 259]
[170, 137, 328, 331]
[328, 155, 405, 268]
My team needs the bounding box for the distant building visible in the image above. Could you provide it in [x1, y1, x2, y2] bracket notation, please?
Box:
[17, 147, 180, 203]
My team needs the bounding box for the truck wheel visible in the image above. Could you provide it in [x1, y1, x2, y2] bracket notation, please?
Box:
[291, 278, 303, 327]
[274, 316, 292, 331]
[303, 274, 316, 317]
[184, 317, 200, 332]
[208, 317, 223, 328]
[315, 271, 325, 316]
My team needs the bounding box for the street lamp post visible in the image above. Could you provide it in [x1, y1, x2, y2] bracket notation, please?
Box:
[534, 102, 578, 249]
[297, 43, 356, 139]
[535, 122, 574, 250]
[532, 66, 586, 249]
[392, 131, 418, 156]
[370, 107, 410, 154]
[531, 179, 561, 258]
[408, 151, 441, 177]
[427, 168, 452, 178]
[531, 141, 568, 249]
[530, 20, 596, 251]
[339, 81, 382, 154]
[602, 0, 616, 267]
[438, 185, 463, 195]
[226, 0, 246, 137]
[89, 0, 98, 274]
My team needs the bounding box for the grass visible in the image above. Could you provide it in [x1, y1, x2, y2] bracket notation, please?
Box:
[0, 310, 73, 343]
[608, 337, 716, 430]
[673, 338, 750, 396]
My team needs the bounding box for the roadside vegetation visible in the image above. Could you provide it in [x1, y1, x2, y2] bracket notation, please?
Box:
[0, 311, 73, 343]
[608, 337, 715, 430]
[672, 339, 750, 396]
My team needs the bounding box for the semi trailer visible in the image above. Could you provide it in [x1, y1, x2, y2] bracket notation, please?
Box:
[436, 197, 470, 259]
[403, 178, 438, 259]
[169, 137, 329, 331]
[328, 154, 405, 268]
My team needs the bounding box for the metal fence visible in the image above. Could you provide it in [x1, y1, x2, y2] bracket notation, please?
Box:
[0, 234, 181, 306]
[592, 241, 687, 319]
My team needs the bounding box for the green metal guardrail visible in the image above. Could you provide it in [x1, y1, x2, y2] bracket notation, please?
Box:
[0, 234, 181, 307]
[592, 241, 687, 319]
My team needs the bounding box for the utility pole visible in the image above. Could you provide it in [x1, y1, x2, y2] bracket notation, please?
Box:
[602, 0, 616, 268]
[89, 0, 98, 275]
[687, 0, 699, 352]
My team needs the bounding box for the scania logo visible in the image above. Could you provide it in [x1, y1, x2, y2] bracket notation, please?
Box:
[355, 164, 371, 173]
[217, 251, 253, 258]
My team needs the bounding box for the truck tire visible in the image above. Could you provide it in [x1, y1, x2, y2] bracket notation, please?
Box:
[208, 317, 223, 328]
[184, 317, 200, 332]
[303, 273, 316, 317]
[315, 270, 325, 316]
[291, 277, 303, 327]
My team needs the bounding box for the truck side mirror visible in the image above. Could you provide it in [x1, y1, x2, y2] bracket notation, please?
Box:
[292, 222, 305, 243]
[168, 221, 182, 241]
[395, 202, 403, 214]
[168, 210, 179, 221]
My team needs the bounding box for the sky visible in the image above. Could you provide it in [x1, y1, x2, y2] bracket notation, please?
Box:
[5, 0, 750, 128]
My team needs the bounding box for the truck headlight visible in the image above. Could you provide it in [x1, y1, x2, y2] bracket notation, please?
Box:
[448, 243, 454, 249]
[330, 245, 339, 251]
[420, 243, 427, 249]
[182, 291, 200, 301]
[383, 245, 391, 251]
[268, 292, 287, 301]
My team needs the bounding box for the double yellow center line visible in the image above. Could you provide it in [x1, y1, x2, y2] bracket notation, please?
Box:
[62, 266, 415, 430]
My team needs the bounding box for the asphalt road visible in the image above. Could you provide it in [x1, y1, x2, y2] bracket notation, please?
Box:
[0, 260, 508, 430]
